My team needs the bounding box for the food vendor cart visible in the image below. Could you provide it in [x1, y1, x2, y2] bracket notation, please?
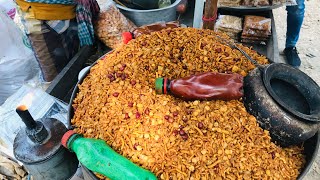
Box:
[43, 1, 319, 180]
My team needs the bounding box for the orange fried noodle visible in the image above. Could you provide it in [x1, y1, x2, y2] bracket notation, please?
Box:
[72, 28, 305, 180]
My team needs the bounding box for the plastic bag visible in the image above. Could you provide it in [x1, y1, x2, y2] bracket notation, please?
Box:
[0, 10, 40, 105]
[243, 15, 271, 33]
[241, 15, 271, 45]
[218, 0, 241, 7]
[132, 21, 180, 38]
[95, 0, 136, 49]
[214, 15, 242, 40]
[215, 15, 243, 32]
[242, 0, 270, 6]
[158, 0, 171, 8]
[0, 154, 26, 179]
[286, 0, 297, 6]
[272, 0, 286, 5]
[241, 39, 267, 45]
[0, 0, 16, 19]
[242, 29, 270, 37]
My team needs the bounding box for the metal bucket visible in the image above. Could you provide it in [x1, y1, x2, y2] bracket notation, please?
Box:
[14, 118, 79, 180]
[116, 0, 182, 26]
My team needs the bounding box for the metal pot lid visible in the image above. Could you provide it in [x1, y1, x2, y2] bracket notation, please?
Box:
[13, 118, 67, 164]
[262, 63, 320, 122]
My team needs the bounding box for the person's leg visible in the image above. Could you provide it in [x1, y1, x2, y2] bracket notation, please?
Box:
[286, 0, 305, 48]
[28, 27, 59, 82]
[58, 19, 79, 67]
[284, 0, 305, 67]
[29, 21, 79, 82]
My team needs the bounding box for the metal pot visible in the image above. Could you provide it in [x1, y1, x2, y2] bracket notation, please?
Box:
[14, 117, 79, 180]
[116, 0, 181, 26]
[68, 59, 320, 180]
[118, 0, 159, 9]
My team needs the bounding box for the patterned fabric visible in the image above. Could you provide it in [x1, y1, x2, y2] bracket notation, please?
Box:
[24, 0, 100, 46]
[17, 6, 70, 35]
[46, 20, 70, 34]
[28, 20, 79, 81]
[16, 6, 43, 34]
[75, 0, 100, 46]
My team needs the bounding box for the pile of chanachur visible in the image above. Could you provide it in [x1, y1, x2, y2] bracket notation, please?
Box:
[72, 28, 305, 180]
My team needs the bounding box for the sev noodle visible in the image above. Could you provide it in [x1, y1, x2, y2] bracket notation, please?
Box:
[72, 28, 305, 179]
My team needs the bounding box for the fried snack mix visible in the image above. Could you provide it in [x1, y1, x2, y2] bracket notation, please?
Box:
[215, 15, 243, 40]
[72, 28, 305, 180]
[95, 0, 136, 49]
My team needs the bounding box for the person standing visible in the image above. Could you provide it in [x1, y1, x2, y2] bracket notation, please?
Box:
[15, 0, 100, 82]
[284, 0, 305, 67]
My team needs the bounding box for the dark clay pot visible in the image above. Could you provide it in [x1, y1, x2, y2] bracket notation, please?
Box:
[243, 63, 320, 147]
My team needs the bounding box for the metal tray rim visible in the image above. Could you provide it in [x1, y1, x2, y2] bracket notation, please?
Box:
[67, 40, 319, 180]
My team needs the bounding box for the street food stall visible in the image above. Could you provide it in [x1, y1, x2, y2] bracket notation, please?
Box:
[1, 0, 319, 179]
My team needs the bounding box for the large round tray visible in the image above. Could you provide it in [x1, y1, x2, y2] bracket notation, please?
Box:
[219, 4, 283, 12]
[68, 51, 319, 180]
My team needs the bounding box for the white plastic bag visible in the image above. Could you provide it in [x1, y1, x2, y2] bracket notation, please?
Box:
[0, 10, 40, 105]
[286, 0, 297, 6]
[0, 0, 16, 19]
[95, 0, 136, 49]
[158, 0, 171, 8]
[214, 15, 242, 40]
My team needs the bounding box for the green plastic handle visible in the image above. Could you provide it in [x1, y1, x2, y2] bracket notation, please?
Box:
[70, 135, 157, 180]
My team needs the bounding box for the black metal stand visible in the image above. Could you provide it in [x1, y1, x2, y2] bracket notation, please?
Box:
[46, 46, 94, 102]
